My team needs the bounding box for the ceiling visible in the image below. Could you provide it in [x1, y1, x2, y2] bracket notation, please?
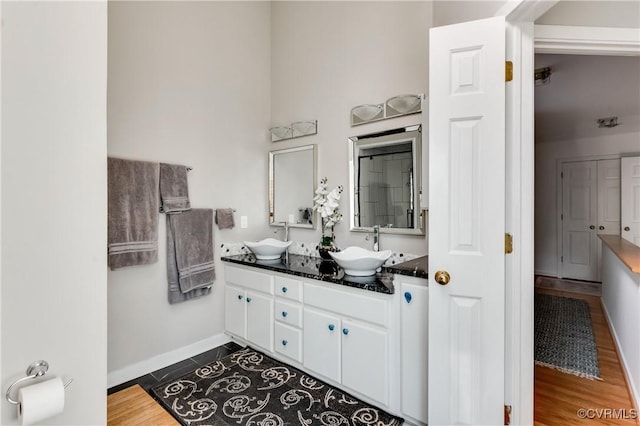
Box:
[534, 54, 640, 143]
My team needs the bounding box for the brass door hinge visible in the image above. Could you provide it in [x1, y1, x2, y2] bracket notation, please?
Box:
[504, 405, 512, 425]
[505, 233, 513, 254]
[505, 61, 513, 82]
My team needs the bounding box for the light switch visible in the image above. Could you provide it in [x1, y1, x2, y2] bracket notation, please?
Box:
[288, 214, 295, 224]
[240, 216, 248, 229]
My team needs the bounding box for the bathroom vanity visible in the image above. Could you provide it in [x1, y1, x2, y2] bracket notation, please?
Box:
[222, 253, 428, 425]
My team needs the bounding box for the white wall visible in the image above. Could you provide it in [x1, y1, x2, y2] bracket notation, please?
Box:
[601, 246, 640, 408]
[536, 1, 640, 28]
[432, 0, 507, 26]
[271, 1, 432, 256]
[535, 133, 640, 276]
[1, 2, 107, 425]
[107, 1, 271, 380]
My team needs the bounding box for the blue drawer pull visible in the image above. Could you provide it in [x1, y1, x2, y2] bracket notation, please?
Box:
[246, 297, 252, 303]
[282, 287, 288, 293]
[404, 291, 412, 303]
[342, 328, 349, 335]
[282, 311, 288, 318]
[237, 294, 243, 300]
[328, 324, 335, 331]
[282, 340, 288, 346]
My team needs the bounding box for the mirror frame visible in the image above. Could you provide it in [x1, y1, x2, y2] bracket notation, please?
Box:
[269, 144, 317, 229]
[348, 124, 425, 236]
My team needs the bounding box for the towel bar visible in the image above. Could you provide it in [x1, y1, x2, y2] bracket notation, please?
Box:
[5, 360, 72, 405]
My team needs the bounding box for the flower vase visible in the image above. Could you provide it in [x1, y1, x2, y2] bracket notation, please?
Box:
[318, 244, 339, 260]
[318, 227, 339, 260]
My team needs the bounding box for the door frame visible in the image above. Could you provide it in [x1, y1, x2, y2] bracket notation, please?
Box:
[503, 1, 640, 424]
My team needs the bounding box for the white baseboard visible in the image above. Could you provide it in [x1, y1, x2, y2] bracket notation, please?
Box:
[107, 333, 231, 389]
[600, 299, 640, 410]
[534, 269, 557, 278]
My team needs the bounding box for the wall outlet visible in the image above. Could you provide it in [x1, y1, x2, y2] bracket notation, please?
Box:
[240, 216, 248, 229]
[288, 214, 295, 224]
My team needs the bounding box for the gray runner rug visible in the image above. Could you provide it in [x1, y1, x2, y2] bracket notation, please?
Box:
[535, 293, 601, 380]
[151, 347, 403, 425]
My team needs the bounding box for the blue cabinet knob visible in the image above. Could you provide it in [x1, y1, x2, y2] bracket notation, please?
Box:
[282, 311, 288, 318]
[246, 297, 252, 303]
[342, 328, 349, 335]
[328, 324, 335, 331]
[282, 287, 288, 293]
[404, 291, 412, 303]
[282, 340, 288, 346]
[237, 294, 243, 300]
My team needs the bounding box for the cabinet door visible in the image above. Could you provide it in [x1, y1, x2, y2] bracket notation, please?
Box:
[246, 291, 273, 352]
[225, 285, 246, 339]
[400, 281, 429, 424]
[303, 308, 340, 383]
[341, 319, 388, 406]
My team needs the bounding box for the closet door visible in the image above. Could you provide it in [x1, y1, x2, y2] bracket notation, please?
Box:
[621, 156, 640, 246]
[561, 161, 598, 281]
[597, 159, 621, 235]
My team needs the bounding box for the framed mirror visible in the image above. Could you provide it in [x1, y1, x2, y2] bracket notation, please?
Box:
[269, 144, 317, 229]
[348, 124, 425, 235]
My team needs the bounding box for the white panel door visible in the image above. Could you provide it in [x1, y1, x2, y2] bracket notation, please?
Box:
[597, 159, 621, 235]
[621, 156, 640, 246]
[303, 308, 341, 383]
[561, 161, 598, 280]
[400, 281, 429, 424]
[429, 16, 506, 426]
[224, 285, 246, 339]
[596, 159, 621, 280]
[341, 320, 389, 406]
[246, 291, 273, 352]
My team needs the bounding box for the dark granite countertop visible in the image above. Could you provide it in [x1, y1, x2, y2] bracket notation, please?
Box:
[221, 254, 396, 294]
[384, 255, 428, 279]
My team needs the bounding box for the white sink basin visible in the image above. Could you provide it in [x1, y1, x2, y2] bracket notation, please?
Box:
[328, 246, 392, 276]
[243, 238, 292, 260]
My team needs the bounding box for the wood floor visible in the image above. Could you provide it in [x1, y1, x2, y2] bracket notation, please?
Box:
[535, 288, 638, 425]
[107, 384, 179, 426]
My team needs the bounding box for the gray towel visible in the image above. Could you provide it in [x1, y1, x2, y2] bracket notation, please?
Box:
[167, 208, 214, 304]
[108, 158, 159, 270]
[215, 208, 235, 229]
[159, 163, 191, 213]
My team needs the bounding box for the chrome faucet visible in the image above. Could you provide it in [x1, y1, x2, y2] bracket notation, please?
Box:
[373, 225, 380, 252]
[277, 221, 289, 242]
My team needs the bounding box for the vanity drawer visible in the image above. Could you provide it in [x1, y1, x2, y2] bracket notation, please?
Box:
[275, 299, 302, 328]
[304, 283, 388, 327]
[274, 322, 302, 363]
[225, 265, 274, 295]
[274, 275, 303, 302]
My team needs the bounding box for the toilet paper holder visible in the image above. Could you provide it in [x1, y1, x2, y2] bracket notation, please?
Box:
[5, 360, 72, 405]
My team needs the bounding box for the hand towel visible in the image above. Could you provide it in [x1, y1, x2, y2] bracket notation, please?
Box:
[159, 163, 191, 213]
[215, 208, 235, 229]
[167, 208, 214, 304]
[108, 158, 159, 270]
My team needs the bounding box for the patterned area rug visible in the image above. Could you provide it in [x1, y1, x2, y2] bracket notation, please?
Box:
[535, 293, 601, 380]
[151, 347, 403, 425]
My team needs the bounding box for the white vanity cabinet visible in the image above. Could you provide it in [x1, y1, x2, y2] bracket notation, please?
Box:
[224, 265, 274, 352]
[303, 281, 391, 407]
[223, 261, 428, 421]
[398, 275, 429, 425]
